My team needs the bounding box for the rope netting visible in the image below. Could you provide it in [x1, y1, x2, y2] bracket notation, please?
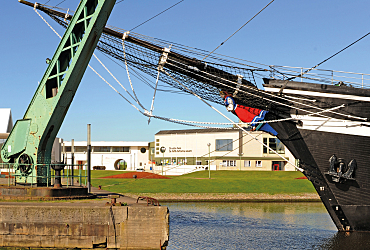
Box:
[37, 4, 369, 124]
[29, 2, 370, 172]
[100, 32, 264, 107]
[42, 7, 288, 112]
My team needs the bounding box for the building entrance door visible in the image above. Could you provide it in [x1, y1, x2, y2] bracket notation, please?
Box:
[272, 161, 284, 171]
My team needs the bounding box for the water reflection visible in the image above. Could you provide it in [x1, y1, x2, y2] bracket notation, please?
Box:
[163, 202, 370, 250]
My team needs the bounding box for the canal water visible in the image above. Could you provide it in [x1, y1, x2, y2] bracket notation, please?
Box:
[163, 202, 370, 250]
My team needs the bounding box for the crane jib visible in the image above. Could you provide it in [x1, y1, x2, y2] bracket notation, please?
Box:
[0, 0, 116, 186]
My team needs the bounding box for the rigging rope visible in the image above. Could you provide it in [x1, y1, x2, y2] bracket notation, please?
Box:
[32, 10, 231, 130]
[166, 59, 368, 121]
[34, 3, 62, 39]
[106, 25, 272, 70]
[92, 53, 147, 111]
[36, 4, 369, 130]
[288, 30, 370, 81]
[88, 64, 144, 114]
[130, 0, 185, 31]
[99, 64, 364, 132]
[101, 51, 187, 94]
[121, 32, 147, 110]
[162, 68, 303, 172]
[38, 5, 367, 131]
[98, 60, 365, 130]
[55, 0, 66, 7]
[148, 70, 161, 124]
[38, 3, 370, 91]
[34, 4, 149, 116]
[202, 0, 275, 62]
[148, 45, 172, 124]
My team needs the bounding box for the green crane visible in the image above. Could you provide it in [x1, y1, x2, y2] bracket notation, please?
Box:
[0, 0, 116, 186]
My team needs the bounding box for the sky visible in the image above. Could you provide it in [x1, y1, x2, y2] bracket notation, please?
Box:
[1, 0, 369, 142]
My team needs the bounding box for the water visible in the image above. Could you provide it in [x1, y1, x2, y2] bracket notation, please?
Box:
[163, 202, 370, 250]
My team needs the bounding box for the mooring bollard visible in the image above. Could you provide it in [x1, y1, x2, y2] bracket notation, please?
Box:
[107, 195, 119, 205]
[51, 163, 65, 188]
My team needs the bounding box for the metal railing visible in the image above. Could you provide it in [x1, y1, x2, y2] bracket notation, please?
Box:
[0, 163, 88, 187]
[269, 65, 370, 89]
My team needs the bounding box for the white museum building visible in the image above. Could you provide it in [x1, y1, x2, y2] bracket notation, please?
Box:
[62, 141, 150, 171]
[153, 128, 297, 172]
[0, 108, 13, 137]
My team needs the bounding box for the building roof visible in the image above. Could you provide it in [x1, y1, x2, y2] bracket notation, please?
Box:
[63, 141, 149, 147]
[155, 128, 246, 135]
[0, 108, 13, 133]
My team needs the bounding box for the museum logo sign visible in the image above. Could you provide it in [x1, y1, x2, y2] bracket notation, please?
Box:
[169, 147, 192, 153]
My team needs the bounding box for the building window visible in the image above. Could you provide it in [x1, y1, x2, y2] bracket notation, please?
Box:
[263, 138, 268, 154]
[75, 146, 87, 152]
[272, 161, 284, 171]
[269, 138, 284, 154]
[256, 160, 262, 167]
[93, 146, 111, 152]
[244, 160, 251, 167]
[156, 139, 160, 142]
[263, 137, 285, 154]
[156, 143, 159, 146]
[222, 160, 236, 167]
[112, 147, 130, 152]
[65, 146, 86, 152]
[216, 139, 233, 151]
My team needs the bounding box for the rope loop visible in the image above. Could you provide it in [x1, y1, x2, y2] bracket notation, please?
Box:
[64, 8, 69, 22]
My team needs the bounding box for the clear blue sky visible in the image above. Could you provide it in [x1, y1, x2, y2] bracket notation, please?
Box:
[1, 0, 369, 142]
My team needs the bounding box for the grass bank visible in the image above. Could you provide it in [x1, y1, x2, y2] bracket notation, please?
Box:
[89, 170, 319, 201]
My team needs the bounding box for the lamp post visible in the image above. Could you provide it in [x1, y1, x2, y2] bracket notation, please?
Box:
[71, 139, 74, 186]
[207, 143, 211, 179]
[87, 124, 91, 193]
[239, 152, 244, 171]
[151, 148, 154, 172]
[160, 147, 166, 175]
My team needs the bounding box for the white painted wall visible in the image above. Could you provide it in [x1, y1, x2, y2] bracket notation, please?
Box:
[63, 141, 149, 170]
[155, 130, 297, 171]
[0, 108, 13, 133]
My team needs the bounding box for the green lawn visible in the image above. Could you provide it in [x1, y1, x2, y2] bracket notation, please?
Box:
[89, 170, 316, 195]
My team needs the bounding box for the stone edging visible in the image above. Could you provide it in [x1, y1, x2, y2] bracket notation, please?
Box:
[121, 193, 321, 202]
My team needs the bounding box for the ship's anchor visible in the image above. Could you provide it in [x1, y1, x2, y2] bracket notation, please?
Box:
[326, 155, 356, 183]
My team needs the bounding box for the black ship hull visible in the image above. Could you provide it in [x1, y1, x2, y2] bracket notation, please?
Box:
[264, 79, 370, 231]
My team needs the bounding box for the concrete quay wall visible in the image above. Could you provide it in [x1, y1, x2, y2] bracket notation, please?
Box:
[0, 204, 169, 249]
